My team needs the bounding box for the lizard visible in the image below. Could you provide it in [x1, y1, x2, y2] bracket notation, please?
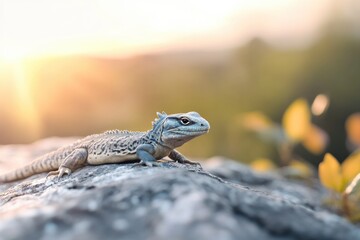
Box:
[0, 111, 210, 183]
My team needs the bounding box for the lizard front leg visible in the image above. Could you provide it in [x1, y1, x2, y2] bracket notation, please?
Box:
[47, 148, 88, 178]
[168, 150, 202, 167]
[134, 144, 161, 167]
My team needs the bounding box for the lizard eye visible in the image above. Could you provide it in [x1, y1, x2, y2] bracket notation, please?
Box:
[180, 117, 191, 125]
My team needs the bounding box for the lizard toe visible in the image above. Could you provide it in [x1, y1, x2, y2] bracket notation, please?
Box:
[143, 161, 165, 167]
[46, 170, 59, 179]
[144, 161, 154, 167]
[131, 161, 162, 168]
[58, 167, 72, 178]
[131, 161, 147, 168]
[180, 159, 202, 167]
[151, 162, 164, 167]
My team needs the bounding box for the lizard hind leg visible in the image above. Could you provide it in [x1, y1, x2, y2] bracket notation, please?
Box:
[47, 148, 88, 179]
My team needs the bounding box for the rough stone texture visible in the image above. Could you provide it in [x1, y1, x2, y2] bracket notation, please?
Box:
[0, 139, 359, 240]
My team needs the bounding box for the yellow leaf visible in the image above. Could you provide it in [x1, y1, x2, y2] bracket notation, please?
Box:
[241, 112, 274, 132]
[342, 151, 360, 185]
[282, 99, 311, 141]
[290, 160, 314, 178]
[250, 158, 276, 172]
[345, 113, 360, 147]
[302, 124, 328, 154]
[319, 153, 344, 193]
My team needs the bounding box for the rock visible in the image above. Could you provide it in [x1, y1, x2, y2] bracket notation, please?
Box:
[0, 140, 359, 240]
[204, 156, 325, 208]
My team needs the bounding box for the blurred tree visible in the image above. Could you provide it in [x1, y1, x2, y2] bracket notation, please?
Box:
[0, 21, 359, 165]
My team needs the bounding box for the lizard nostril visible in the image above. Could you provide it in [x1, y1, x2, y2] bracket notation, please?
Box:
[200, 123, 204, 127]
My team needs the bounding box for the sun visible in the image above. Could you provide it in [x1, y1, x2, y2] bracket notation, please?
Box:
[0, 45, 28, 64]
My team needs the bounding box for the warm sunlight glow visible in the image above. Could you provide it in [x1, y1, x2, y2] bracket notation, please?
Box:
[0, 0, 334, 61]
[0, 48, 27, 64]
[0, 0, 338, 143]
[12, 62, 42, 139]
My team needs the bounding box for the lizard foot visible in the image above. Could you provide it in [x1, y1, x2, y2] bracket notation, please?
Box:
[179, 159, 203, 168]
[46, 166, 72, 179]
[131, 161, 162, 168]
[46, 170, 59, 179]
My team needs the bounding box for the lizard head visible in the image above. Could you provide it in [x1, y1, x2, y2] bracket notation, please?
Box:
[152, 111, 210, 148]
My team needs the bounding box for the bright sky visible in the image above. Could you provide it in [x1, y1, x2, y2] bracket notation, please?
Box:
[0, 0, 338, 61]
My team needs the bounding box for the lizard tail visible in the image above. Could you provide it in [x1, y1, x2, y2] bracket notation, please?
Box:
[0, 156, 58, 183]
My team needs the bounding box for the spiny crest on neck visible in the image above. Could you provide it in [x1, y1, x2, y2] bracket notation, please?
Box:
[152, 111, 167, 128]
[150, 111, 167, 134]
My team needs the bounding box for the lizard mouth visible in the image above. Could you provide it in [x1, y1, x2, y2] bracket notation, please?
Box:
[168, 129, 209, 135]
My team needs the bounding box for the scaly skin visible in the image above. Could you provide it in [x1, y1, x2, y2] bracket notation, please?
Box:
[0, 112, 210, 183]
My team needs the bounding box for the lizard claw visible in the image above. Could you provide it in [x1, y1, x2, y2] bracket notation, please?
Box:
[46, 167, 72, 179]
[131, 161, 162, 168]
[131, 161, 147, 168]
[58, 166, 72, 178]
[46, 170, 59, 179]
[180, 159, 203, 168]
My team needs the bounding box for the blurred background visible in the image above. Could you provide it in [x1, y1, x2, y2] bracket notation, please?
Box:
[0, 0, 359, 166]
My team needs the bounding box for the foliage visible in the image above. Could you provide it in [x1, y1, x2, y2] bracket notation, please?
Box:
[319, 152, 360, 221]
[319, 153, 344, 192]
[242, 98, 328, 171]
[244, 98, 360, 221]
[250, 158, 275, 172]
[317, 113, 360, 221]
[346, 113, 360, 151]
[282, 99, 311, 141]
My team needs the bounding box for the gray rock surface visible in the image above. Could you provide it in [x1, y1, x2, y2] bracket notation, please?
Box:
[0, 139, 359, 240]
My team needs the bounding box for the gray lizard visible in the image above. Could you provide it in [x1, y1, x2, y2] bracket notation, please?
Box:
[0, 111, 210, 183]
